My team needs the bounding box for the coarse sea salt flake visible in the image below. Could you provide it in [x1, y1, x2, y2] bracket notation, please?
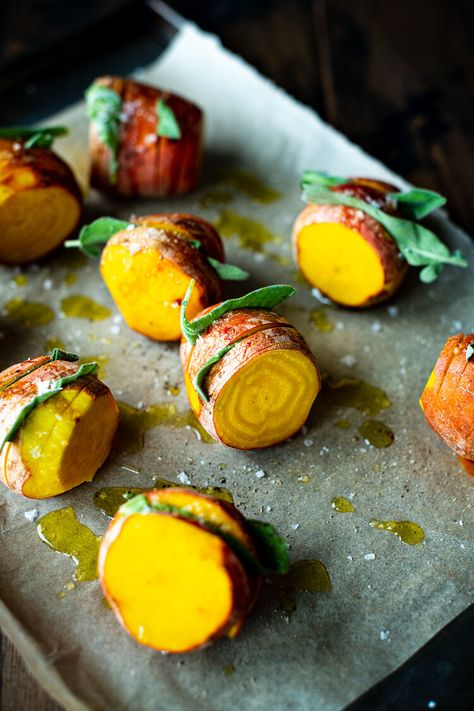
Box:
[177, 471, 191, 485]
[24, 509, 39, 522]
[255, 469, 266, 479]
[364, 553, 376, 561]
[340, 354, 357, 367]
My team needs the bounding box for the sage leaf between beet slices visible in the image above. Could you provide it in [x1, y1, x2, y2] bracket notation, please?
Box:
[65, 217, 131, 258]
[302, 182, 467, 282]
[0, 360, 98, 452]
[85, 83, 122, 182]
[156, 99, 181, 140]
[0, 349, 79, 394]
[0, 126, 68, 149]
[245, 520, 290, 575]
[301, 170, 347, 189]
[387, 188, 446, 220]
[206, 257, 249, 281]
[193, 342, 239, 403]
[187, 240, 249, 281]
[181, 280, 295, 345]
[120, 494, 286, 576]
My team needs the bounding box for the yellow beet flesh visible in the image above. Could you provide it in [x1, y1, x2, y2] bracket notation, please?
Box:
[100, 244, 205, 341]
[297, 222, 385, 306]
[0, 186, 81, 264]
[214, 349, 319, 449]
[19, 385, 118, 498]
[102, 514, 238, 652]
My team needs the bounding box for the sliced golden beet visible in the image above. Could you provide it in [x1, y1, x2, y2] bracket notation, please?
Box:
[0, 139, 82, 265]
[88, 77, 203, 198]
[100, 512, 251, 652]
[213, 348, 319, 449]
[146, 488, 253, 549]
[0, 356, 118, 498]
[0, 185, 81, 265]
[19, 380, 118, 498]
[137, 213, 224, 262]
[420, 333, 474, 459]
[292, 198, 407, 307]
[296, 222, 386, 306]
[100, 242, 206, 341]
[100, 224, 221, 342]
[181, 307, 320, 449]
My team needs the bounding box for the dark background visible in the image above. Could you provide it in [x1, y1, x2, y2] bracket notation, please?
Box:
[1, 0, 473, 234]
[0, 1, 473, 709]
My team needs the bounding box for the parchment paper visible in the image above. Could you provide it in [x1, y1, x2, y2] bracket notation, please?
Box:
[0, 22, 473, 711]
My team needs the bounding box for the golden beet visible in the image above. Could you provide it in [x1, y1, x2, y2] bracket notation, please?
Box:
[0, 138, 82, 264]
[99, 488, 263, 653]
[181, 307, 320, 449]
[100, 215, 223, 341]
[87, 76, 203, 198]
[420, 333, 474, 460]
[292, 178, 407, 307]
[0, 356, 118, 498]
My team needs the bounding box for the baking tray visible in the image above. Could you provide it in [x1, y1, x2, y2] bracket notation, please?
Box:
[0, 6, 473, 710]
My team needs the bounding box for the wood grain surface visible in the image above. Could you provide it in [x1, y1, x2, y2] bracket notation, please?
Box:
[0, 1, 472, 709]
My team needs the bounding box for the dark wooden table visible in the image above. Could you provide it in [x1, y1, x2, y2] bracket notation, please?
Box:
[0, 1, 473, 709]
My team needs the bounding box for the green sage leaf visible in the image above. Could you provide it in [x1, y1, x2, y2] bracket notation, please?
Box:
[193, 342, 238, 403]
[466, 343, 474, 362]
[302, 182, 467, 281]
[0, 361, 98, 452]
[206, 257, 249, 281]
[85, 84, 122, 182]
[301, 170, 347, 189]
[50, 349, 79, 362]
[156, 98, 181, 140]
[188, 240, 249, 281]
[388, 188, 446, 220]
[245, 520, 289, 574]
[181, 280, 295, 345]
[0, 126, 68, 149]
[65, 217, 131, 258]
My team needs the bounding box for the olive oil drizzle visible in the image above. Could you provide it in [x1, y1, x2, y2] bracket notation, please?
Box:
[359, 419, 394, 448]
[5, 298, 54, 327]
[214, 210, 281, 253]
[310, 307, 334, 332]
[370, 519, 425, 545]
[327, 376, 391, 416]
[113, 401, 214, 454]
[331, 496, 355, 513]
[36, 507, 100, 581]
[60, 295, 112, 321]
[212, 170, 281, 205]
[278, 559, 332, 615]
